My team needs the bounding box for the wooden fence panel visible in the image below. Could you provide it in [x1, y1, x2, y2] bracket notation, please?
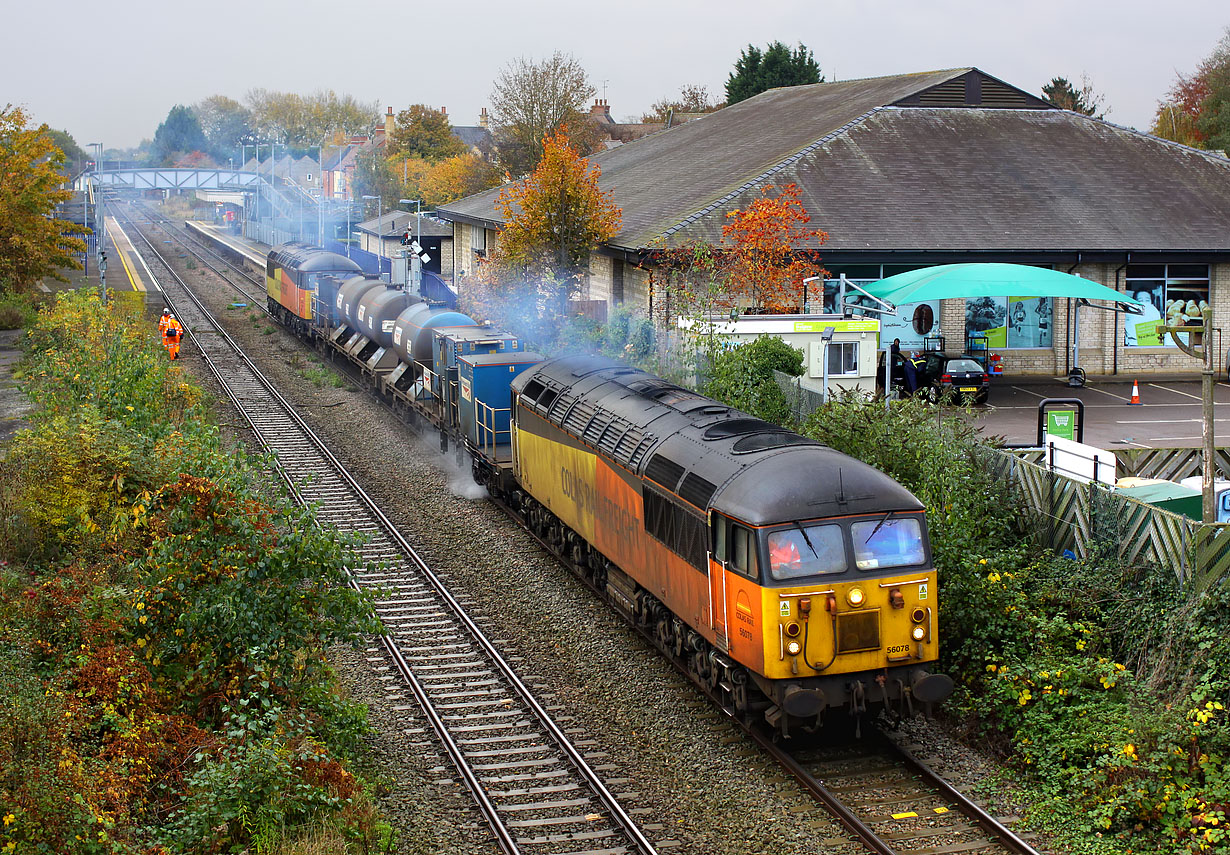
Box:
[990, 450, 1198, 584]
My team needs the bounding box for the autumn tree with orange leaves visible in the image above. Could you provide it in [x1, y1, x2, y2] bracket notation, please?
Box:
[467, 130, 620, 340]
[420, 152, 502, 206]
[650, 182, 826, 320]
[722, 183, 827, 312]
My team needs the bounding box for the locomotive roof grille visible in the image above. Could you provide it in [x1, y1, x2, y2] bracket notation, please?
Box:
[560, 399, 595, 436]
[582, 409, 614, 446]
[678, 472, 719, 509]
[613, 427, 652, 467]
[645, 453, 686, 491]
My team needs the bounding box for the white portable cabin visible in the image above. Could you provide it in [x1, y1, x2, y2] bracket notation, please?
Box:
[683, 313, 881, 397]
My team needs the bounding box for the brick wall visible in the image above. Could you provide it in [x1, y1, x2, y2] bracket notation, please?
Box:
[587, 255, 612, 303]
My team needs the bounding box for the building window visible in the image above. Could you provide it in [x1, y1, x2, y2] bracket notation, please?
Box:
[472, 224, 486, 255]
[965, 296, 1054, 349]
[826, 341, 859, 376]
[1124, 264, 1210, 347]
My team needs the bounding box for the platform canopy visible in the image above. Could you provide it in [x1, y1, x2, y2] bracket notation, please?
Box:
[859, 263, 1142, 310]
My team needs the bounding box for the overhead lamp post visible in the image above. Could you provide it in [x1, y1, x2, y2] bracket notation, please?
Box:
[310, 144, 324, 245]
[362, 194, 382, 273]
[87, 143, 104, 263]
[83, 142, 99, 270]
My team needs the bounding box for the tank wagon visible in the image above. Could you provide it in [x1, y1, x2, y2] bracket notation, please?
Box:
[264, 243, 953, 734]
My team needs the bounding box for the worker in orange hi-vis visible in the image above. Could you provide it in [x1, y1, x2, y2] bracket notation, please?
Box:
[158, 307, 171, 335]
[163, 315, 183, 360]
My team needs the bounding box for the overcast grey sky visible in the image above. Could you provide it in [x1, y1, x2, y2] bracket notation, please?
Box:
[6, 0, 1226, 150]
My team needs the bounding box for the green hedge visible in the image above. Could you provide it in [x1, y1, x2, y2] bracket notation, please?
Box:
[802, 393, 1230, 854]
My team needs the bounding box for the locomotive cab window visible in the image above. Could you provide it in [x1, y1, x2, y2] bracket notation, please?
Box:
[851, 515, 926, 570]
[712, 516, 727, 562]
[730, 524, 758, 579]
[766, 524, 847, 581]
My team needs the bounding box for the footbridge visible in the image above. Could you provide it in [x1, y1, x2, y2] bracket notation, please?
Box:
[75, 168, 312, 224]
[74, 168, 262, 192]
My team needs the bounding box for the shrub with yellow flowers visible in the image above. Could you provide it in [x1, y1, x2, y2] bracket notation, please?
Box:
[803, 390, 1230, 852]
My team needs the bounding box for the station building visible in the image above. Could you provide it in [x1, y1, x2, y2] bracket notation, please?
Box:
[437, 68, 1230, 377]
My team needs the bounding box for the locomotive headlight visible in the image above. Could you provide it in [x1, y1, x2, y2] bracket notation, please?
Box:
[911, 625, 927, 641]
[846, 587, 865, 607]
[786, 640, 802, 656]
[784, 622, 801, 638]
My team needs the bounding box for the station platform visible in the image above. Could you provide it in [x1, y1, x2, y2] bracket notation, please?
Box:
[185, 221, 270, 273]
[106, 215, 154, 293]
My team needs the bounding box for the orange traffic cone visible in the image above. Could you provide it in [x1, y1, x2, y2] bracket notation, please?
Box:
[1128, 380, 1142, 405]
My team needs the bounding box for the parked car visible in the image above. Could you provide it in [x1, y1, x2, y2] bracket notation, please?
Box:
[876, 350, 907, 395]
[918, 353, 991, 404]
[876, 349, 925, 397]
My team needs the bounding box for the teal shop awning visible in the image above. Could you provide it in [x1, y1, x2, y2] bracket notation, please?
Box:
[860, 263, 1143, 310]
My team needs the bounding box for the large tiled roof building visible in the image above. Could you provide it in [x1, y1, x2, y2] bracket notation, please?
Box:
[439, 68, 1230, 377]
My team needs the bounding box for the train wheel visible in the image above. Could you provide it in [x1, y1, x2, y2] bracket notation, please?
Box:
[655, 617, 674, 653]
[731, 670, 751, 714]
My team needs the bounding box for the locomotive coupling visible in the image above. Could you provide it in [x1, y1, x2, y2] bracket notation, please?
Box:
[910, 670, 955, 704]
[782, 684, 825, 718]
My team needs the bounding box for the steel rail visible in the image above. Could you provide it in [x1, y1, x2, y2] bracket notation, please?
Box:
[885, 736, 1041, 855]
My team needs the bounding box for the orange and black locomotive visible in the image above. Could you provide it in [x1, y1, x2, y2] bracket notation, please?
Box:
[500, 355, 952, 734]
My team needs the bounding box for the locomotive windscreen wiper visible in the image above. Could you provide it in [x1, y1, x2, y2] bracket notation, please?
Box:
[794, 522, 817, 557]
[865, 510, 894, 543]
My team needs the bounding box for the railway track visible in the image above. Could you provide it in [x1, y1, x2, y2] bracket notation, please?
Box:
[133, 202, 1046, 855]
[118, 207, 659, 855]
[134, 204, 269, 308]
[493, 491, 1046, 855]
[759, 729, 1042, 855]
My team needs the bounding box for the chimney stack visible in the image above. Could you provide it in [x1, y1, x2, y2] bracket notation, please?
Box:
[479, 107, 489, 128]
[589, 98, 612, 122]
[383, 106, 394, 139]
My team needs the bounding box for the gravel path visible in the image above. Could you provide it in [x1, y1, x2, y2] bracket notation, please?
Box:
[140, 211, 1063, 855]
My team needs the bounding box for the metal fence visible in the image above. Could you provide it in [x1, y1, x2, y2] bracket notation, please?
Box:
[773, 370, 828, 425]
